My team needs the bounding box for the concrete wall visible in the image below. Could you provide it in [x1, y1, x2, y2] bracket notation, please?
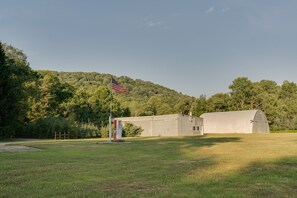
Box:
[200, 110, 270, 134]
[178, 114, 203, 136]
[116, 114, 203, 137]
[252, 110, 270, 133]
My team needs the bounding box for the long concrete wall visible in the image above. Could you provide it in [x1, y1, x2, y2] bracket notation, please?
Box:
[116, 114, 203, 137]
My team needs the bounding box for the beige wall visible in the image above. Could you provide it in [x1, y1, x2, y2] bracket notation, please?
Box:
[116, 114, 203, 137]
[200, 110, 270, 134]
[178, 114, 204, 136]
[252, 110, 270, 133]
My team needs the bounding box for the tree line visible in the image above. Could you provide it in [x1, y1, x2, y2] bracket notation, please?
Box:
[1, 42, 297, 138]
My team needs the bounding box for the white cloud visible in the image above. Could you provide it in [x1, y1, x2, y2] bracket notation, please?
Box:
[145, 20, 162, 28]
[141, 17, 166, 29]
[206, 6, 214, 14]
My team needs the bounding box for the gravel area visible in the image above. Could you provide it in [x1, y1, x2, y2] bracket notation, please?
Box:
[0, 139, 40, 152]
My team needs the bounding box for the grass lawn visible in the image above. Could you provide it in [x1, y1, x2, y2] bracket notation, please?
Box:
[1, 133, 297, 197]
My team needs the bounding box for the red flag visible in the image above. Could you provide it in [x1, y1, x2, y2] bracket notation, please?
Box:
[112, 78, 127, 93]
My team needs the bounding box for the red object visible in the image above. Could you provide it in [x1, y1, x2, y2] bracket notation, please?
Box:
[112, 78, 127, 93]
[114, 120, 117, 129]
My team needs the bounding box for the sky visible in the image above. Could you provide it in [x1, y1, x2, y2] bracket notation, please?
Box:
[1, 0, 297, 97]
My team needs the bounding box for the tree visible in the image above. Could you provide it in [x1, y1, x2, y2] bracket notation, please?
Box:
[191, 95, 208, 116]
[142, 94, 174, 116]
[65, 86, 127, 129]
[122, 122, 143, 137]
[229, 77, 253, 110]
[249, 80, 281, 130]
[0, 43, 38, 137]
[27, 71, 74, 121]
[174, 97, 194, 115]
[278, 81, 297, 130]
[207, 93, 230, 112]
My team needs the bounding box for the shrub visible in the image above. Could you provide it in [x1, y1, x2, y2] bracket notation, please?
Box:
[76, 122, 100, 138]
[122, 122, 143, 137]
[28, 117, 75, 138]
[100, 125, 110, 138]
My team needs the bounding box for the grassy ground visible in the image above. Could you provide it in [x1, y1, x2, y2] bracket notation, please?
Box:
[1, 134, 297, 197]
[272, 130, 297, 133]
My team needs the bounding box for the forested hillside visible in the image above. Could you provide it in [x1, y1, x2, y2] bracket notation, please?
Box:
[50, 71, 193, 117]
[1, 42, 297, 139]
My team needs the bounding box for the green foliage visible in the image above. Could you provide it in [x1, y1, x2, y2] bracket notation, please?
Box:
[0, 42, 38, 138]
[191, 95, 208, 116]
[27, 117, 100, 139]
[53, 71, 188, 117]
[76, 123, 100, 138]
[174, 97, 194, 115]
[27, 71, 74, 121]
[229, 77, 253, 110]
[122, 122, 143, 137]
[271, 130, 297, 133]
[99, 125, 109, 138]
[207, 93, 230, 112]
[28, 117, 75, 138]
[2, 42, 297, 138]
[223, 77, 297, 131]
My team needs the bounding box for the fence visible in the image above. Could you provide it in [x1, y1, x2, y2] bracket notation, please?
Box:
[54, 132, 69, 140]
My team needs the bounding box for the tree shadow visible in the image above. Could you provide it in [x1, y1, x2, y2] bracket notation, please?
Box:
[136, 135, 241, 149]
[173, 156, 297, 197]
[104, 136, 297, 197]
[5, 135, 296, 197]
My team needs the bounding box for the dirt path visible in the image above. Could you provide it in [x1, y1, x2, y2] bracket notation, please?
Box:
[0, 139, 40, 152]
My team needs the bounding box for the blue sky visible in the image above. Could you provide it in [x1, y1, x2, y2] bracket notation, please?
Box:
[1, 0, 297, 97]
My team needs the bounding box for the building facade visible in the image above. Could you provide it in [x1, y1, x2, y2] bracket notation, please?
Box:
[200, 110, 270, 134]
[115, 114, 204, 137]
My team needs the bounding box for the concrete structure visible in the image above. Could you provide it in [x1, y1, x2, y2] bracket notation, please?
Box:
[200, 110, 270, 134]
[116, 114, 203, 137]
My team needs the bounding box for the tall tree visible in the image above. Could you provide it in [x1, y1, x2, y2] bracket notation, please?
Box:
[207, 93, 230, 112]
[27, 71, 74, 121]
[191, 95, 208, 116]
[0, 43, 38, 137]
[174, 97, 194, 115]
[278, 81, 297, 129]
[229, 77, 253, 110]
[251, 80, 281, 130]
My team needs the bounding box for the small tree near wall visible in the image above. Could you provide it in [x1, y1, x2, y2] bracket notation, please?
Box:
[122, 123, 143, 137]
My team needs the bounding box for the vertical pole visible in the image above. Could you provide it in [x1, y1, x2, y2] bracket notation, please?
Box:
[109, 76, 112, 142]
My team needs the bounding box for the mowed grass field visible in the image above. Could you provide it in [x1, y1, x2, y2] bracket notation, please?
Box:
[1, 134, 297, 198]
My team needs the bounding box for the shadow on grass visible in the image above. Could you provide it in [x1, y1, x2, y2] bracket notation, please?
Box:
[135, 135, 241, 149]
[175, 156, 297, 197]
[97, 136, 242, 197]
[9, 135, 297, 197]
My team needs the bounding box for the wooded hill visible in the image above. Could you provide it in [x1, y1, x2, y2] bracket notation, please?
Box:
[1, 42, 297, 139]
[50, 70, 192, 117]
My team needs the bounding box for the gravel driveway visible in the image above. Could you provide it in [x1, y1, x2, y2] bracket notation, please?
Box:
[0, 139, 40, 152]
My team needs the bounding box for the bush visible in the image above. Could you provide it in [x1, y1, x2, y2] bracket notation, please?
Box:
[122, 122, 143, 137]
[27, 117, 101, 139]
[76, 122, 100, 138]
[100, 125, 110, 138]
[28, 117, 75, 138]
